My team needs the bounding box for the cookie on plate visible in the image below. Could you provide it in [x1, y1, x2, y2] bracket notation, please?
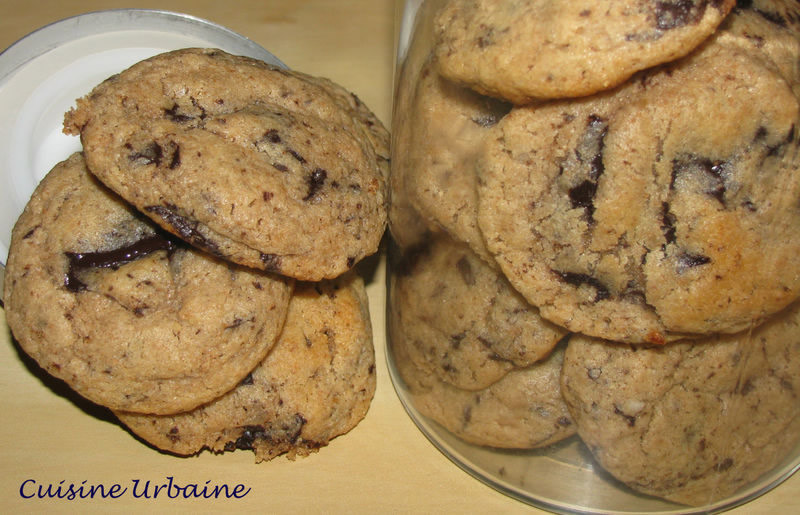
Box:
[3, 153, 293, 414]
[64, 48, 388, 281]
[389, 235, 567, 390]
[477, 4, 800, 343]
[116, 272, 376, 462]
[434, 0, 736, 104]
[561, 300, 800, 505]
[392, 317, 574, 449]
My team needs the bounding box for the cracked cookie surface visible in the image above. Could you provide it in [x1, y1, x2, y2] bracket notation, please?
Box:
[434, 0, 736, 103]
[3, 153, 292, 414]
[64, 48, 388, 281]
[477, 4, 800, 343]
[561, 300, 800, 505]
[116, 272, 376, 462]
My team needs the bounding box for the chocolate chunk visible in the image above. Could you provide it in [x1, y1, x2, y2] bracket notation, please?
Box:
[22, 226, 39, 239]
[463, 404, 473, 425]
[264, 129, 281, 143]
[144, 204, 220, 254]
[64, 233, 177, 292]
[260, 253, 282, 273]
[661, 202, 677, 247]
[566, 115, 608, 222]
[127, 140, 181, 170]
[167, 426, 180, 443]
[569, 180, 598, 213]
[766, 124, 796, 157]
[554, 270, 611, 301]
[471, 97, 512, 128]
[671, 154, 729, 204]
[287, 148, 306, 163]
[303, 168, 328, 201]
[676, 252, 712, 272]
[450, 332, 466, 349]
[580, 115, 607, 181]
[229, 425, 267, 451]
[613, 405, 637, 427]
[164, 104, 195, 123]
[239, 373, 255, 386]
[226, 414, 306, 447]
[456, 255, 475, 286]
[714, 457, 734, 472]
[753, 6, 787, 27]
[163, 97, 207, 125]
[127, 142, 163, 166]
[655, 1, 707, 31]
[168, 145, 181, 169]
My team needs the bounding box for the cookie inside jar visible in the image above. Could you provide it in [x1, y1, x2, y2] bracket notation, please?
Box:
[387, 0, 800, 511]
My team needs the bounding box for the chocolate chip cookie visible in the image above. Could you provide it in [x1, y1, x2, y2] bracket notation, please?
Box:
[561, 300, 800, 505]
[477, 4, 800, 343]
[393, 53, 510, 263]
[64, 48, 388, 281]
[434, 0, 736, 103]
[116, 272, 376, 462]
[389, 235, 567, 390]
[392, 319, 574, 449]
[3, 153, 293, 415]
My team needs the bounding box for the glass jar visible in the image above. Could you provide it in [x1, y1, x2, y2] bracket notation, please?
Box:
[387, 0, 800, 512]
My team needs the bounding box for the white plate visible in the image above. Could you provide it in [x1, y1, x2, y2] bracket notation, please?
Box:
[0, 9, 286, 267]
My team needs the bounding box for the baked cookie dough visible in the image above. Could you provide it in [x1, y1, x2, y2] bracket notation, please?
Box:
[561, 300, 800, 506]
[389, 235, 567, 390]
[477, 5, 800, 343]
[393, 53, 510, 263]
[434, 0, 736, 103]
[64, 48, 388, 281]
[116, 272, 376, 462]
[392, 317, 574, 449]
[3, 153, 292, 414]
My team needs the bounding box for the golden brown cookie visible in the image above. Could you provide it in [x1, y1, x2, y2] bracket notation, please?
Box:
[3, 153, 292, 415]
[64, 48, 388, 281]
[116, 273, 376, 462]
[477, 5, 800, 343]
[561, 301, 800, 506]
[389, 235, 567, 390]
[391, 310, 574, 449]
[434, 0, 736, 103]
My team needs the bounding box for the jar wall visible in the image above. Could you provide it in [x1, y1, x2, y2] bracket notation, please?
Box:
[386, 0, 800, 512]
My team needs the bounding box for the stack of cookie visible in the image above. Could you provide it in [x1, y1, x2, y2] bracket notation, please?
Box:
[3, 48, 389, 462]
[389, 0, 800, 506]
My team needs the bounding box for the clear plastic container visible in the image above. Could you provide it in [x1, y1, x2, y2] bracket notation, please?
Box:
[386, 1, 800, 512]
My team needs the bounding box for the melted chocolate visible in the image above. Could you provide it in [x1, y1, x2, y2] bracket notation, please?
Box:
[303, 168, 328, 201]
[64, 234, 176, 292]
[554, 270, 611, 302]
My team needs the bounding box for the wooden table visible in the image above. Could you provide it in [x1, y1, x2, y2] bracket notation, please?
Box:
[0, 1, 798, 512]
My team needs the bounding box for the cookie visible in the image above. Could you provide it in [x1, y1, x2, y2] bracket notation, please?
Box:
[3, 153, 293, 414]
[115, 272, 376, 462]
[64, 48, 388, 281]
[389, 235, 567, 390]
[389, 0, 450, 250]
[560, 300, 800, 505]
[477, 5, 800, 343]
[391, 317, 574, 449]
[394, 53, 510, 263]
[434, 0, 736, 104]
